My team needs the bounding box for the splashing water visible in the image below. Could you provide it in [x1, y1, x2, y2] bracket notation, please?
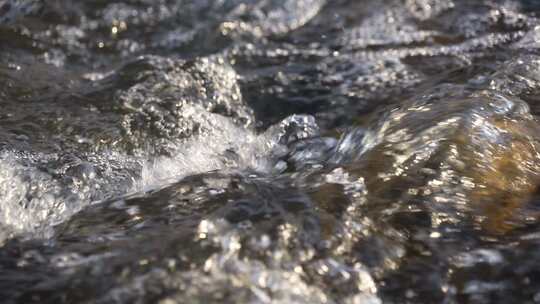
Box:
[3, 0, 540, 303]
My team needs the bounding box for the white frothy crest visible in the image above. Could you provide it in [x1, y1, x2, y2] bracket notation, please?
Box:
[0, 107, 298, 241]
[138, 105, 285, 191]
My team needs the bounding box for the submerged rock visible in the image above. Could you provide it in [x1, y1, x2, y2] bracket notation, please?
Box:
[0, 54, 252, 155]
[90, 55, 254, 155]
[0, 172, 380, 304]
[334, 86, 540, 234]
[2, 0, 540, 303]
[0, 53, 258, 241]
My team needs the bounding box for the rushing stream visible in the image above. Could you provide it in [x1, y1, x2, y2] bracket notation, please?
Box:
[2, 0, 540, 303]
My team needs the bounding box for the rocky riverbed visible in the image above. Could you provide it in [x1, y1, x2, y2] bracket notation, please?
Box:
[2, 0, 540, 303]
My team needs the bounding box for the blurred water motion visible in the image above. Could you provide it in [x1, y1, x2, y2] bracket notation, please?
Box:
[2, 0, 540, 303]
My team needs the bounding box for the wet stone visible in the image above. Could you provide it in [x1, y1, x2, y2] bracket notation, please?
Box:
[2, 0, 540, 303]
[334, 86, 540, 234]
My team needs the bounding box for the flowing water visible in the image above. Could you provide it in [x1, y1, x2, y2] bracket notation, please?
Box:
[2, 0, 540, 303]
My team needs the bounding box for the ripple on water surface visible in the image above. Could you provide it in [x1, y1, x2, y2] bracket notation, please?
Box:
[2, 0, 540, 303]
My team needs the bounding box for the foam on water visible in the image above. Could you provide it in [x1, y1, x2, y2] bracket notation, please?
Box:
[139, 111, 319, 190]
[4, 0, 540, 303]
[0, 106, 319, 243]
[0, 49, 324, 242]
